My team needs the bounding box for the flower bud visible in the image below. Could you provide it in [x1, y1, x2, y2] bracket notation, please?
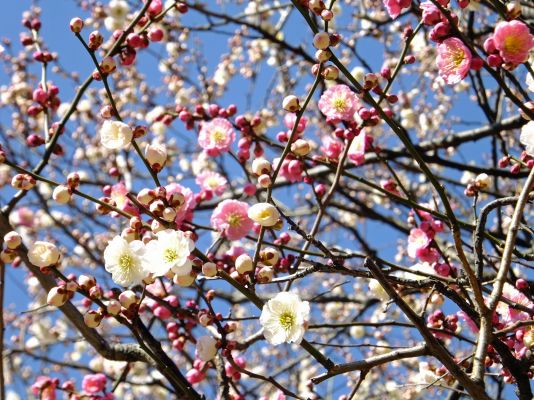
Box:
[315, 49, 331, 62]
[3, 231, 22, 250]
[11, 174, 36, 190]
[291, 139, 311, 156]
[235, 254, 253, 274]
[145, 143, 167, 172]
[106, 299, 121, 315]
[313, 32, 330, 50]
[260, 247, 279, 266]
[174, 273, 196, 287]
[53, 185, 72, 204]
[88, 31, 104, 50]
[248, 203, 280, 227]
[119, 290, 138, 309]
[256, 266, 273, 283]
[100, 56, 116, 74]
[47, 287, 69, 307]
[69, 17, 84, 33]
[78, 274, 96, 290]
[84, 310, 103, 328]
[251, 158, 271, 176]
[282, 95, 300, 112]
[202, 262, 218, 277]
[474, 173, 491, 190]
[258, 174, 272, 188]
[0, 249, 16, 264]
[137, 188, 156, 206]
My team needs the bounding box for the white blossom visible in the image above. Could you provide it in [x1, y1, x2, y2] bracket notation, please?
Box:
[144, 229, 194, 277]
[259, 292, 310, 345]
[520, 121, 534, 155]
[247, 203, 280, 227]
[103, 236, 147, 287]
[28, 241, 60, 268]
[100, 120, 133, 150]
[196, 335, 218, 361]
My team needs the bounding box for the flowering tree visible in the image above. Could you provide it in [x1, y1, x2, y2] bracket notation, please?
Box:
[1, 0, 534, 399]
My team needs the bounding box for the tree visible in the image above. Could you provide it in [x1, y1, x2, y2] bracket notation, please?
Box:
[0, 0, 533, 399]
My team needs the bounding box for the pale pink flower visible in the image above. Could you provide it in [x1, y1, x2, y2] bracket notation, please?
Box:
[31, 376, 57, 400]
[165, 183, 197, 223]
[82, 373, 107, 394]
[318, 84, 359, 122]
[497, 283, 533, 323]
[383, 0, 411, 19]
[492, 21, 534, 66]
[211, 199, 253, 240]
[436, 38, 472, 84]
[110, 182, 139, 216]
[198, 118, 235, 156]
[347, 133, 367, 166]
[407, 228, 432, 259]
[9, 206, 35, 228]
[321, 137, 343, 159]
[195, 170, 228, 196]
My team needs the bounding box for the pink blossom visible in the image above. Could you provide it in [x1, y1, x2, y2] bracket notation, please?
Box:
[198, 118, 235, 156]
[31, 376, 57, 400]
[195, 170, 228, 196]
[436, 38, 472, 84]
[383, 0, 411, 19]
[10, 206, 35, 228]
[318, 84, 359, 122]
[497, 283, 534, 323]
[82, 373, 107, 394]
[283, 113, 307, 133]
[407, 228, 432, 259]
[419, 1, 441, 25]
[492, 21, 534, 66]
[186, 368, 206, 384]
[165, 183, 197, 223]
[347, 133, 367, 166]
[211, 199, 253, 240]
[110, 182, 139, 216]
[321, 137, 343, 159]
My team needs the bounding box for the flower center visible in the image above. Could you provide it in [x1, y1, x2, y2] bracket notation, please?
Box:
[279, 311, 295, 331]
[451, 48, 465, 67]
[164, 248, 178, 263]
[119, 254, 133, 271]
[227, 213, 242, 227]
[211, 130, 226, 144]
[503, 36, 521, 55]
[206, 177, 220, 189]
[331, 97, 347, 112]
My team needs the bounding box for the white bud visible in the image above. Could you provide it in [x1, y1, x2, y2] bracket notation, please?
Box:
[106, 299, 121, 316]
[313, 32, 330, 50]
[52, 185, 72, 204]
[145, 143, 167, 172]
[28, 241, 60, 268]
[291, 139, 311, 156]
[251, 158, 271, 176]
[174, 273, 195, 287]
[84, 310, 102, 328]
[282, 95, 300, 112]
[202, 262, 218, 277]
[3, 231, 22, 250]
[248, 203, 280, 227]
[235, 254, 253, 274]
[47, 287, 69, 307]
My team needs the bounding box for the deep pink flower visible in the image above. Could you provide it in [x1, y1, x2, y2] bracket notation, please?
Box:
[492, 21, 534, 66]
[82, 373, 107, 394]
[198, 118, 235, 156]
[195, 171, 228, 196]
[165, 183, 197, 223]
[419, 1, 441, 25]
[31, 376, 57, 400]
[436, 37, 472, 84]
[383, 0, 411, 19]
[273, 157, 304, 182]
[407, 228, 432, 259]
[211, 199, 253, 240]
[318, 84, 359, 122]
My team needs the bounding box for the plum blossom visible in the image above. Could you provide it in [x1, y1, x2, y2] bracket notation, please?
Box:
[496, 283, 534, 323]
[196, 335, 218, 361]
[103, 236, 147, 287]
[383, 0, 411, 19]
[520, 121, 534, 155]
[165, 183, 197, 223]
[407, 228, 432, 259]
[144, 229, 194, 277]
[436, 38, 472, 84]
[100, 120, 133, 150]
[110, 182, 138, 216]
[321, 137, 343, 159]
[260, 292, 310, 345]
[248, 203, 280, 227]
[31, 376, 57, 400]
[198, 118, 235, 156]
[195, 170, 228, 196]
[492, 21, 534, 66]
[28, 241, 60, 268]
[82, 373, 107, 394]
[211, 199, 254, 240]
[318, 84, 359, 122]
[347, 132, 367, 166]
